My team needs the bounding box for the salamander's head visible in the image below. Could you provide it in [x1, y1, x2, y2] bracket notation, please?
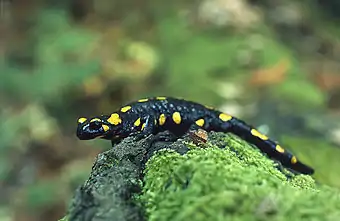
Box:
[76, 113, 123, 140]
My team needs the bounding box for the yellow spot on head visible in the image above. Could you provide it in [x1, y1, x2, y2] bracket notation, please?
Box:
[138, 98, 148, 102]
[134, 118, 141, 127]
[121, 106, 132, 113]
[219, 113, 232, 122]
[102, 125, 110, 132]
[172, 112, 182, 124]
[291, 156, 297, 164]
[275, 145, 285, 153]
[78, 117, 87, 124]
[141, 123, 146, 130]
[195, 119, 205, 127]
[90, 118, 101, 122]
[159, 114, 166, 126]
[156, 97, 166, 100]
[251, 129, 268, 140]
[107, 113, 122, 125]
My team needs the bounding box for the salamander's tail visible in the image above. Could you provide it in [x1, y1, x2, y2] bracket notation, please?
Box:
[214, 111, 314, 175]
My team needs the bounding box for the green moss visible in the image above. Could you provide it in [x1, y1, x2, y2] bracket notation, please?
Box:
[142, 133, 340, 221]
[58, 216, 68, 221]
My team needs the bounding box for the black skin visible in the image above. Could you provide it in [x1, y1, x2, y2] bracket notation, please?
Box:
[76, 97, 314, 175]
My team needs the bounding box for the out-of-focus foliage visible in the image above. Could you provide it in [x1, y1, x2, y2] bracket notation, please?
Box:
[283, 136, 340, 188]
[2, 10, 100, 102]
[2, 0, 340, 220]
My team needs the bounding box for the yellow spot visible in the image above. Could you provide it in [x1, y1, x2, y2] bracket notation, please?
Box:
[275, 145, 285, 153]
[134, 118, 141, 127]
[195, 119, 205, 127]
[78, 117, 87, 124]
[90, 118, 101, 122]
[138, 98, 148, 102]
[121, 106, 131, 113]
[219, 113, 232, 121]
[159, 114, 166, 126]
[205, 105, 214, 109]
[107, 113, 122, 125]
[172, 112, 182, 124]
[251, 129, 268, 140]
[102, 125, 110, 132]
[156, 97, 166, 100]
[141, 123, 146, 130]
[291, 156, 297, 164]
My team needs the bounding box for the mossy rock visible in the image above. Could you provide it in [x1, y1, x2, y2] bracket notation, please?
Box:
[142, 132, 340, 221]
[65, 132, 340, 221]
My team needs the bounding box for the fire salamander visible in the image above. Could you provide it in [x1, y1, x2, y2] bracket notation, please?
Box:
[76, 97, 314, 175]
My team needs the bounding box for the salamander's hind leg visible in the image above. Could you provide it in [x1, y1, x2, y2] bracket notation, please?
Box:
[188, 123, 202, 132]
[153, 131, 178, 142]
[188, 117, 214, 131]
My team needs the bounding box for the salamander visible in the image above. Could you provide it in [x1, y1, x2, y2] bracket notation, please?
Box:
[76, 96, 314, 175]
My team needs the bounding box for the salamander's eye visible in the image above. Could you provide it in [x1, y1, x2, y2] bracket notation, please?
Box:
[89, 121, 102, 130]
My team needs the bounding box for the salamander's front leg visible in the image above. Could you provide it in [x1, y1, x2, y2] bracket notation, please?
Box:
[130, 115, 156, 141]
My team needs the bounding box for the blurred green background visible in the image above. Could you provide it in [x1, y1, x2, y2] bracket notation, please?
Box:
[2, 0, 340, 220]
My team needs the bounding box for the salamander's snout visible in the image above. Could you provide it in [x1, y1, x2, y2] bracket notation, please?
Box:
[76, 117, 107, 140]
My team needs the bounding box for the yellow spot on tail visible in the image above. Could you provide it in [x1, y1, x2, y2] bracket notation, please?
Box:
[138, 98, 148, 102]
[219, 113, 232, 121]
[78, 117, 87, 124]
[159, 114, 166, 125]
[172, 112, 181, 124]
[195, 119, 205, 127]
[291, 156, 297, 164]
[251, 129, 268, 140]
[134, 118, 141, 127]
[90, 118, 101, 122]
[275, 145, 285, 153]
[102, 125, 110, 132]
[121, 106, 131, 113]
[107, 113, 122, 125]
[141, 123, 146, 130]
[156, 97, 166, 100]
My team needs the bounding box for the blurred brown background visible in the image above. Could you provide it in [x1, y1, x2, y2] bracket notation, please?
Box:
[2, 0, 340, 220]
